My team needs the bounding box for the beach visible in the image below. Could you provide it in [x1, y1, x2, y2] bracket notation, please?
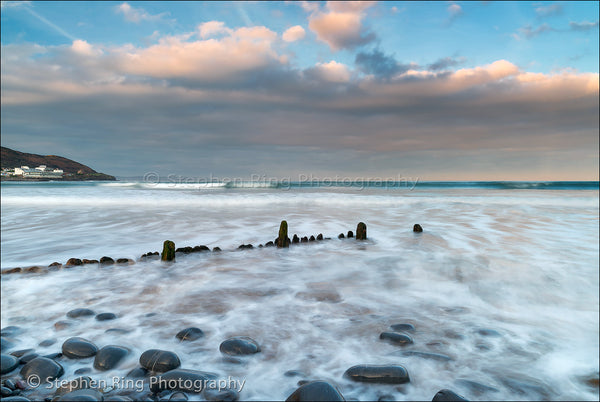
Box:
[1, 181, 599, 401]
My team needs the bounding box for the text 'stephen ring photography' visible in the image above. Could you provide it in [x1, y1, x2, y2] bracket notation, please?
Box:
[1, 1, 598, 401]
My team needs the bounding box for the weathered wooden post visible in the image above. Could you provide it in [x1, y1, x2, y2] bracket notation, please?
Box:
[277, 221, 289, 248]
[413, 224, 423, 233]
[161, 240, 176, 261]
[356, 222, 367, 240]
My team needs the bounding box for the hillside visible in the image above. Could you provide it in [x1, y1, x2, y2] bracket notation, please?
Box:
[1, 146, 116, 181]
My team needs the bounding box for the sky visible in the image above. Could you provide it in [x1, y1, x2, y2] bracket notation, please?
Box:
[1, 1, 598, 180]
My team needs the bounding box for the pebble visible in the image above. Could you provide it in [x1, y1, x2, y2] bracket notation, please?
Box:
[149, 368, 217, 393]
[394, 350, 452, 361]
[431, 389, 468, 401]
[219, 337, 261, 356]
[93, 345, 129, 371]
[286, 380, 345, 401]
[95, 313, 117, 321]
[379, 332, 413, 346]
[139, 349, 181, 373]
[1, 354, 20, 374]
[203, 388, 239, 401]
[62, 337, 98, 359]
[66, 308, 96, 319]
[20, 357, 64, 382]
[57, 388, 103, 401]
[344, 365, 410, 384]
[390, 323, 415, 332]
[176, 327, 204, 341]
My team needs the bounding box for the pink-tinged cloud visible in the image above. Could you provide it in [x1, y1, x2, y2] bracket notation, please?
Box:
[282, 25, 306, 42]
[309, 61, 351, 83]
[308, 1, 376, 51]
[198, 21, 231, 39]
[116, 2, 170, 23]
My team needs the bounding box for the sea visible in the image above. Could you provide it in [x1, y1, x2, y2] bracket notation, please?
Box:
[1, 179, 599, 401]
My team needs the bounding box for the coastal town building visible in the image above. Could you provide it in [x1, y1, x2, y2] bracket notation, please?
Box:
[9, 165, 64, 178]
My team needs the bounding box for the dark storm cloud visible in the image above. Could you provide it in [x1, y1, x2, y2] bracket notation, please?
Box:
[427, 56, 465, 71]
[354, 49, 416, 79]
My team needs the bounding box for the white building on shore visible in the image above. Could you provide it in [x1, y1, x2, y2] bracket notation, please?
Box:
[13, 165, 64, 178]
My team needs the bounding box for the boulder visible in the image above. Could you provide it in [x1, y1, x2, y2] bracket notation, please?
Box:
[49, 262, 62, 267]
[219, 337, 261, 355]
[193, 245, 210, 252]
[20, 357, 64, 382]
[116, 258, 134, 265]
[139, 349, 181, 373]
[161, 240, 176, 261]
[93, 345, 129, 371]
[1, 268, 22, 275]
[286, 381, 345, 401]
[344, 364, 410, 384]
[62, 337, 98, 359]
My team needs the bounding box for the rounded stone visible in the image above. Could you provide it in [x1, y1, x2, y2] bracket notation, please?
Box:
[432, 389, 469, 401]
[344, 364, 410, 384]
[149, 368, 217, 393]
[62, 337, 98, 359]
[379, 332, 413, 346]
[95, 313, 117, 321]
[176, 327, 204, 341]
[203, 388, 239, 401]
[20, 356, 64, 382]
[286, 381, 345, 401]
[1, 354, 19, 374]
[219, 337, 261, 356]
[67, 309, 96, 319]
[390, 323, 415, 332]
[139, 349, 181, 373]
[19, 353, 40, 365]
[65, 258, 83, 267]
[99, 256, 115, 265]
[93, 345, 129, 371]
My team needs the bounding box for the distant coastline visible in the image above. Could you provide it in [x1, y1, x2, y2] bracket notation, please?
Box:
[1, 146, 116, 181]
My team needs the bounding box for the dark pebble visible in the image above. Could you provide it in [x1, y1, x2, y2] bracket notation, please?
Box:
[149, 368, 217, 393]
[139, 349, 181, 373]
[55, 376, 92, 396]
[4, 379, 16, 390]
[344, 364, 410, 384]
[432, 389, 468, 401]
[292, 234, 300, 244]
[286, 380, 345, 401]
[219, 337, 261, 356]
[390, 323, 415, 332]
[1, 327, 22, 337]
[39, 339, 55, 347]
[95, 313, 117, 321]
[0, 397, 31, 402]
[81, 259, 98, 264]
[20, 357, 64, 382]
[57, 388, 103, 401]
[19, 353, 40, 365]
[10, 349, 34, 358]
[169, 392, 188, 401]
[62, 337, 98, 359]
[203, 388, 239, 401]
[1, 354, 20, 374]
[93, 345, 129, 371]
[476, 328, 501, 337]
[413, 224, 423, 233]
[74, 368, 92, 375]
[284, 370, 306, 377]
[116, 258, 134, 265]
[44, 352, 63, 359]
[67, 308, 96, 319]
[193, 245, 210, 252]
[126, 367, 148, 378]
[105, 328, 131, 335]
[176, 327, 204, 341]
[49, 262, 62, 267]
[1, 386, 12, 397]
[379, 332, 413, 346]
[316, 234, 323, 240]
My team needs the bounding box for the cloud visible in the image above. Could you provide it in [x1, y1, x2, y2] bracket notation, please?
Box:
[517, 23, 555, 39]
[198, 21, 232, 38]
[427, 56, 466, 71]
[116, 2, 171, 23]
[535, 4, 563, 18]
[2, 28, 598, 179]
[446, 2, 463, 24]
[569, 20, 599, 31]
[355, 49, 416, 79]
[308, 1, 377, 51]
[282, 25, 306, 42]
[0, 1, 31, 8]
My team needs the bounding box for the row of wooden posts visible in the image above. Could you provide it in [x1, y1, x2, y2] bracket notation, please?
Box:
[160, 220, 368, 262]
